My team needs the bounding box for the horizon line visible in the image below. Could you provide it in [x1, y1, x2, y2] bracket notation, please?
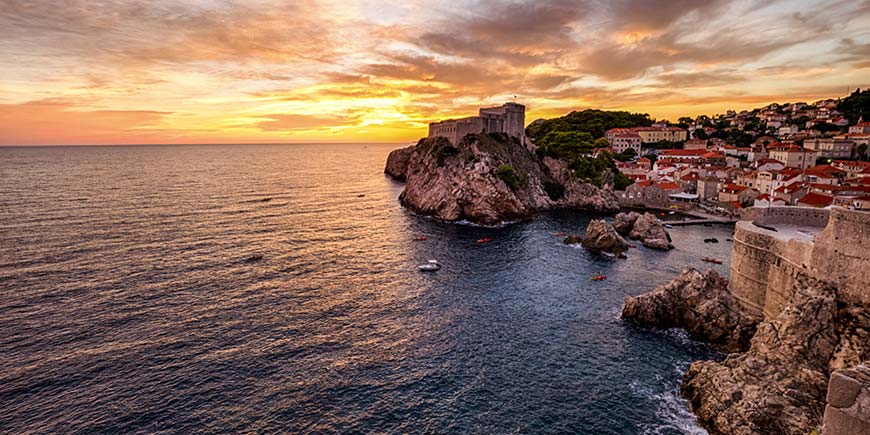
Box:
[0, 141, 415, 148]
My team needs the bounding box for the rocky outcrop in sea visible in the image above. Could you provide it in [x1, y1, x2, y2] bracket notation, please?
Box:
[613, 211, 673, 250]
[622, 268, 757, 352]
[623, 270, 870, 435]
[384, 134, 619, 225]
[581, 219, 629, 255]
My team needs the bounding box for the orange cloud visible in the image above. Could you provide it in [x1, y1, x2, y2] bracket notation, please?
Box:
[0, 99, 171, 145]
[0, 0, 868, 145]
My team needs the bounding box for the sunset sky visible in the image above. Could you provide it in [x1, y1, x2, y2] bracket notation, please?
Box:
[1, 0, 869, 145]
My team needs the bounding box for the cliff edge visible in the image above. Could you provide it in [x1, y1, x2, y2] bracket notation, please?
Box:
[384, 133, 618, 225]
[622, 207, 870, 435]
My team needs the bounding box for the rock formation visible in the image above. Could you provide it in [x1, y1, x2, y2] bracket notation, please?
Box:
[541, 157, 621, 212]
[581, 219, 629, 255]
[563, 235, 583, 245]
[384, 133, 619, 225]
[384, 144, 415, 180]
[628, 212, 673, 250]
[625, 268, 870, 435]
[622, 268, 757, 352]
[681, 275, 840, 435]
[613, 211, 641, 236]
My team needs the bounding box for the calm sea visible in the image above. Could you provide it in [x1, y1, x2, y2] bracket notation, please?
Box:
[0, 144, 734, 434]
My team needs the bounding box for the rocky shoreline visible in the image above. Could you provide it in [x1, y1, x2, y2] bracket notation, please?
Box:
[623, 268, 869, 435]
[385, 133, 618, 226]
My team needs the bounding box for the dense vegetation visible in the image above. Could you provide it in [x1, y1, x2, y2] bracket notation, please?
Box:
[838, 88, 870, 124]
[527, 109, 645, 190]
[496, 164, 524, 190]
[526, 109, 652, 143]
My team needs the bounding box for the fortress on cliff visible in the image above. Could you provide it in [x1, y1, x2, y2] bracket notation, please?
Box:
[428, 102, 526, 145]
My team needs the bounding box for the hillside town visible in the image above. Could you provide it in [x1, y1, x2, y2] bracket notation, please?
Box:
[605, 97, 870, 214]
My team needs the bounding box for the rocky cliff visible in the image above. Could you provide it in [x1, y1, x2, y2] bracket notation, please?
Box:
[624, 269, 870, 435]
[384, 134, 619, 225]
[623, 268, 757, 352]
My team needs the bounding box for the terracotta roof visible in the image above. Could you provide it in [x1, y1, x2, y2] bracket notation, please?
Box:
[660, 149, 707, 157]
[803, 165, 845, 178]
[797, 192, 834, 208]
[754, 158, 783, 166]
[722, 183, 748, 193]
[657, 181, 681, 191]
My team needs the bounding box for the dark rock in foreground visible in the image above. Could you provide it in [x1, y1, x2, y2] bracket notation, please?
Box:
[384, 134, 619, 225]
[625, 269, 870, 435]
[681, 275, 840, 435]
[622, 268, 757, 352]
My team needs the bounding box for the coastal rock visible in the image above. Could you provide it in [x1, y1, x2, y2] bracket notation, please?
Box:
[397, 134, 549, 225]
[629, 212, 673, 250]
[681, 275, 840, 435]
[581, 219, 629, 254]
[541, 157, 620, 212]
[390, 134, 619, 225]
[613, 211, 641, 236]
[563, 235, 583, 245]
[384, 144, 415, 180]
[622, 268, 758, 352]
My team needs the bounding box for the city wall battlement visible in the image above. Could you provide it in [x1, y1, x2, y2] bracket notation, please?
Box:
[729, 206, 870, 320]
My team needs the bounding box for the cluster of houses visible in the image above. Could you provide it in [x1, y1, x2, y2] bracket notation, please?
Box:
[605, 99, 870, 213]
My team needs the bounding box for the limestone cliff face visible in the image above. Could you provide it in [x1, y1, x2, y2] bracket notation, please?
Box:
[681, 275, 842, 435]
[542, 157, 620, 212]
[384, 144, 414, 180]
[622, 268, 757, 353]
[384, 134, 619, 225]
[625, 268, 870, 435]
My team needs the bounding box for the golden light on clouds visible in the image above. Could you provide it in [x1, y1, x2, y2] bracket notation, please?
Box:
[1, 0, 869, 145]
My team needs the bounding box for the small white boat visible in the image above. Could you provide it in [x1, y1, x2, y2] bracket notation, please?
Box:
[418, 259, 441, 271]
[663, 224, 673, 228]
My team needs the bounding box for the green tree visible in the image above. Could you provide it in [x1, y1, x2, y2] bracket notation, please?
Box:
[526, 109, 652, 144]
[677, 117, 694, 128]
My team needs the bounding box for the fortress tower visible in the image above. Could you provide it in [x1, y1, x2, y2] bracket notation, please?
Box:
[428, 103, 526, 145]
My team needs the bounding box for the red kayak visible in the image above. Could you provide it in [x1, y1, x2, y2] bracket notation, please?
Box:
[476, 237, 493, 244]
[553, 232, 568, 237]
[413, 236, 428, 241]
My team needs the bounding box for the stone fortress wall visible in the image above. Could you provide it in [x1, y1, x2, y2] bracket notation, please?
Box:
[729, 206, 870, 320]
[428, 102, 526, 146]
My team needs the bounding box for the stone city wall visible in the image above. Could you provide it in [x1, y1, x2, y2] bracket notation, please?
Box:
[729, 206, 870, 320]
[822, 365, 870, 435]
